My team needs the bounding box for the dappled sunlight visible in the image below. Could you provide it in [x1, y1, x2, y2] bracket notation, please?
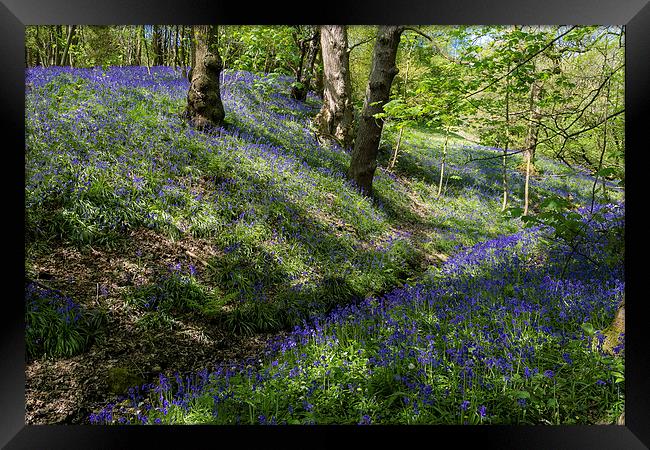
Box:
[25, 23, 624, 426]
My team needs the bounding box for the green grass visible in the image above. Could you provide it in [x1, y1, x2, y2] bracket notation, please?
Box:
[25, 67, 623, 425]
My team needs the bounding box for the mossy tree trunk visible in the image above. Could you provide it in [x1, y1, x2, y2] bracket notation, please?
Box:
[314, 25, 354, 148]
[185, 25, 225, 131]
[348, 25, 403, 196]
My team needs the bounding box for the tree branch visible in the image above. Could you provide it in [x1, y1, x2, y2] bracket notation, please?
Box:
[463, 147, 528, 164]
[464, 26, 577, 99]
[347, 36, 375, 53]
[554, 63, 623, 134]
[539, 108, 624, 147]
[402, 26, 433, 41]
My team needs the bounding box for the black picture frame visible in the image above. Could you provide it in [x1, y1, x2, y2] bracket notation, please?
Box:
[3, 0, 648, 448]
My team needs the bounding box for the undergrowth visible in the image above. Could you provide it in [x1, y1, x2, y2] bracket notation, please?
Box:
[89, 204, 624, 425]
[25, 66, 624, 424]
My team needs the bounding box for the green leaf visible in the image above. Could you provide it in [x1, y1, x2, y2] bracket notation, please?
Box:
[540, 196, 570, 211]
[581, 322, 595, 336]
[520, 215, 538, 225]
[506, 207, 524, 218]
[596, 167, 617, 178]
[515, 391, 530, 399]
[612, 371, 624, 384]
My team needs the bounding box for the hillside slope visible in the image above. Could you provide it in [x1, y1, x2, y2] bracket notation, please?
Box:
[25, 66, 624, 424]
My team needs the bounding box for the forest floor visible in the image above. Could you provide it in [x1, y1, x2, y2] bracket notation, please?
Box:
[24, 67, 624, 425]
[25, 228, 290, 424]
[26, 213, 447, 424]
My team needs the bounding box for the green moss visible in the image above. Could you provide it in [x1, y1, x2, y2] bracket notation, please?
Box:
[107, 367, 145, 395]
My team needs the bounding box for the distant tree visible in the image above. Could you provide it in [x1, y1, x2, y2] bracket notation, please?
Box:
[179, 26, 190, 77]
[461, 26, 570, 212]
[218, 26, 297, 75]
[185, 25, 225, 130]
[27, 26, 65, 67]
[291, 26, 320, 101]
[386, 32, 417, 171]
[314, 25, 355, 148]
[152, 25, 164, 65]
[347, 26, 379, 108]
[523, 79, 542, 214]
[59, 25, 76, 66]
[173, 25, 180, 70]
[501, 64, 512, 211]
[311, 48, 324, 96]
[348, 25, 403, 196]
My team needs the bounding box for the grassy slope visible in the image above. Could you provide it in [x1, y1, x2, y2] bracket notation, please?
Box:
[25, 66, 624, 425]
[24, 66, 529, 329]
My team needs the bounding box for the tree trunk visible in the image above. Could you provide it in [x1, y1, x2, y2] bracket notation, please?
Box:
[185, 25, 225, 131]
[291, 27, 320, 101]
[142, 26, 151, 74]
[502, 68, 511, 212]
[523, 148, 532, 215]
[314, 25, 354, 148]
[124, 26, 131, 65]
[524, 81, 542, 166]
[523, 80, 542, 215]
[191, 29, 197, 71]
[59, 25, 76, 66]
[180, 26, 189, 78]
[312, 48, 324, 97]
[387, 44, 413, 171]
[348, 25, 403, 196]
[47, 26, 55, 66]
[174, 25, 180, 70]
[134, 26, 141, 65]
[69, 25, 80, 66]
[437, 127, 450, 197]
[290, 28, 307, 97]
[163, 25, 170, 65]
[34, 26, 42, 66]
[55, 26, 62, 66]
[301, 29, 320, 98]
[388, 127, 404, 170]
[152, 25, 163, 66]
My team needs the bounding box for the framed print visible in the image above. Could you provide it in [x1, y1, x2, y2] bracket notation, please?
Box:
[3, 0, 648, 448]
